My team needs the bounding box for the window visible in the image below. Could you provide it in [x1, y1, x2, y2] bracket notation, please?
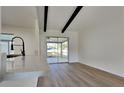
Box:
[0, 33, 14, 54]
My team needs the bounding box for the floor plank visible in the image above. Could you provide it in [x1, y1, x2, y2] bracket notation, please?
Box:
[37, 63, 124, 87]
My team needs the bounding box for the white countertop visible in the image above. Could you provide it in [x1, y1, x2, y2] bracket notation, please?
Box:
[6, 56, 49, 73]
[0, 55, 49, 87]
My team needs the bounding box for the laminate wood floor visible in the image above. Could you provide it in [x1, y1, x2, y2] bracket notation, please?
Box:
[37, 63, 124, 87]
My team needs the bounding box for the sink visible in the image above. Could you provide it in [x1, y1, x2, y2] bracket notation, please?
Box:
[7, 54, 22, 58]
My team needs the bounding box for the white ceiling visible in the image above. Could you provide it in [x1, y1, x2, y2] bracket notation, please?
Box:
[37, 6, 124, 32]
[47, 6, 76, 31]
[36, 6, 76, 31]
[67, 6, 124, 31]
[2, 6, 124, 32]
[2, 6, 37, 28]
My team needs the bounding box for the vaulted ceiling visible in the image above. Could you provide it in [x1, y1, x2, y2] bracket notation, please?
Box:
[36, 6, 77, 31]
[2, 6, 124, 32]
[2, 6, 37, 28]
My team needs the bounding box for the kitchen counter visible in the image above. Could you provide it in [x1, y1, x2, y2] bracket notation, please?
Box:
[0, 55, 49, 86]
[6, 56, 49, 73]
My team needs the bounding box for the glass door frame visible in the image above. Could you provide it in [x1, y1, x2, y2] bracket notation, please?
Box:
[46, 36, 69, 64]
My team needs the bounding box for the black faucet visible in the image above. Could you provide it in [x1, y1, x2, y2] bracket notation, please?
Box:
[11, 36, 25, 56]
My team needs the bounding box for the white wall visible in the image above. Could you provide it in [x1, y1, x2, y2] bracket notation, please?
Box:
[0, 7, 1, 49]
[0, 6, 2, 81]
[40, 30, 79, 63]
[0, 7, 1, 33]
[2, 25, 35, 55]
[78, 8, 124, 77]
[34, 19, 40, 56]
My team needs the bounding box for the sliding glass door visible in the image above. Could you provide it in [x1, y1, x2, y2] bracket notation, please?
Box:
[47, 37, 69, 64]
[47, 42, 58, 63]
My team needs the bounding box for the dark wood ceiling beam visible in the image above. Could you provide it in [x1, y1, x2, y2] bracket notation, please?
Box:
[44, 6, 48, 32]
[61, 6, 83, 33]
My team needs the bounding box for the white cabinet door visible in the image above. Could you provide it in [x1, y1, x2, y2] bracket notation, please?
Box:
[0, 53, 6, 82]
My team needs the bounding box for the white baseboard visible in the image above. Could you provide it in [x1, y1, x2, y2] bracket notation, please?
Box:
[78, 61, 124, 78]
